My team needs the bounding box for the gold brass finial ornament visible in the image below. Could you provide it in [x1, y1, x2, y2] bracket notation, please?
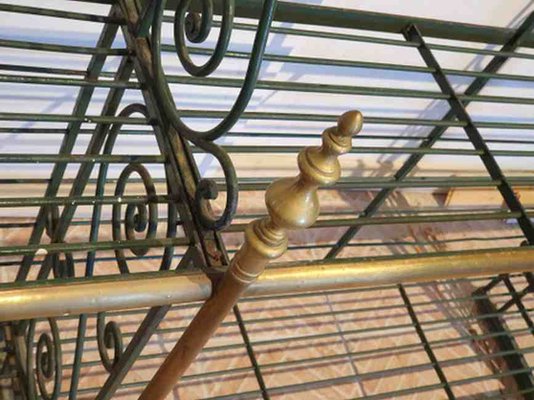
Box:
[139, 110, 363, 400]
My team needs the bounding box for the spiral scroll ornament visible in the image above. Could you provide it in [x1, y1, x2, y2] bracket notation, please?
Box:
[45, 205, 75, 279]
[93, 104, 178, 371]
[98, 104, 178, 273]
[26, 318, 62, 400]
[174, 0, 232, 77]
[112, 163, 159, 272]
[150, 0, 278, 230]
[96, 313, 124, 373]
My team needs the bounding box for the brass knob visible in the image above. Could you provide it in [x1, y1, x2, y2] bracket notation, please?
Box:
[230, 110, 363, 283]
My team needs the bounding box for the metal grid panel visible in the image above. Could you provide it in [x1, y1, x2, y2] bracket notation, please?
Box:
[36, 275, 529, 399]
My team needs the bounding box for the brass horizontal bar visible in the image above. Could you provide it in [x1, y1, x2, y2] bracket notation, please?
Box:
[1, 246, 533, 322]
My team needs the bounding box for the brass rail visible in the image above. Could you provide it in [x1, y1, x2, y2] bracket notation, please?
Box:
[1, 247, 533, 323]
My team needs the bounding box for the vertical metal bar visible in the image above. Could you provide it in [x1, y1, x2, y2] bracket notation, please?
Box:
[404, 24, 534, 242]
[398, 284, 455, 399]
[233, 305, 270, 400]
[136, 0, 157, 38]
[15, 5, 122, 281]
[325, 11, 534, 259]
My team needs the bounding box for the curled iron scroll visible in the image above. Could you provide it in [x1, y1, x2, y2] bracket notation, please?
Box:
[93, 104, 177, 371]
[150, 0, 278, 230]
[26, 318, 62, 400]
[96, 313, 124, 373]
[45, 205, 75, 279]
[98, 103, 177, 273]
[112, 162, 159, 272]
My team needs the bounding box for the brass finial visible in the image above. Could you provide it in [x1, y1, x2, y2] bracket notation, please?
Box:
[140, 110, 363, 400]
[230, 109, 363, 283]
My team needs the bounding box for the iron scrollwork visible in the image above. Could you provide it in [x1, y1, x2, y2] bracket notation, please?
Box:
[25, 318, 62, 400]
[92, 103, 178, 372]
[150, 0, 278, 230]
[96, 313, 124, 373]
[45, 205, 75, 279]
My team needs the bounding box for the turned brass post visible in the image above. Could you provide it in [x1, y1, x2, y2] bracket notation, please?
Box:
[139, 110, 363, 399]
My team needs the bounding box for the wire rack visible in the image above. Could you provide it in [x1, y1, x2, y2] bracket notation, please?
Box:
[1, 0, 534, 398]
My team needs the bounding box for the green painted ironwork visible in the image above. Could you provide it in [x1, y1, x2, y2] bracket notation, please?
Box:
[1, 0, 534, 399]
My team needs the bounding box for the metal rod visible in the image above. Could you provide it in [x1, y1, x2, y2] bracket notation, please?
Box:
[233, 305, 270, 400]
[226, 211, 523, 232]
[398, 284, 455, 399]
[206, 19, 534, 80]
[0, 237, 188, 257]
[0, 246, 533, 322]
[5, 175, 534, 191]
[0, 112, 146, 124]
[3, 125, 534, 147]
[0, 74, 139, 89]
[197, 145, 534, 157]
[139, 109, 362, 399]
[5, 109, 534, 129]
[4, 146, 534, 159]
[167, 110, 534, 130]
[162, 74, 534, 106]
[178, 0, 534, 47]
[0, 3, 124, 23]
[0, 38, 129, 55]
[0, 154, 165, 163]
[0, 194, 173, 208]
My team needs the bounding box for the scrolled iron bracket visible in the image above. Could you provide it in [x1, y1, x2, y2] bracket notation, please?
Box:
[150, 0, 278, 230]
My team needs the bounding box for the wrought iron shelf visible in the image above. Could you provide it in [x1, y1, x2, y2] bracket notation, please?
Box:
[1, 0, 534, 399]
